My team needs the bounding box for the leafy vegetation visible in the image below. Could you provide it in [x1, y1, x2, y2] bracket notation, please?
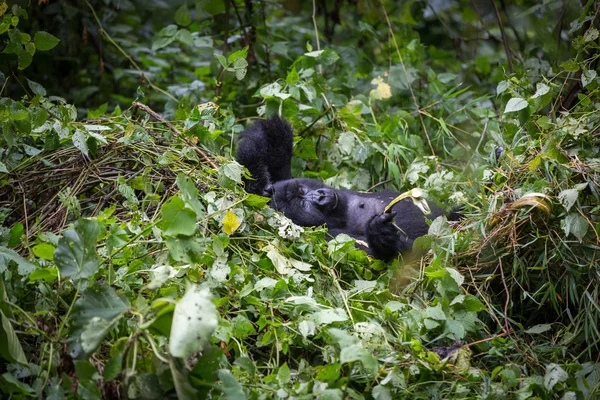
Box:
[1, 0, 600, 398]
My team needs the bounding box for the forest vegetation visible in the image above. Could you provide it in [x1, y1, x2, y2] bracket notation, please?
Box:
[0, 0, 599, 398]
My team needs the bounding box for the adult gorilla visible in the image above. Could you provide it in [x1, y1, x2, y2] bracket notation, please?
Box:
[236, 116, 448, 260]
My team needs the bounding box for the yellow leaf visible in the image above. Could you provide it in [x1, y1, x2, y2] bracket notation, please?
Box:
[370, 77, 392, 100]
[223, 211, 241, 235]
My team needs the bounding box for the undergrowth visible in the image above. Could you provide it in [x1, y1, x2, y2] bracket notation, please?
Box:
[1, 1, 600, 399]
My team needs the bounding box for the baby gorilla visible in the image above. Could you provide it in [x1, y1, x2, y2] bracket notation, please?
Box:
[236, 116, 443, 260]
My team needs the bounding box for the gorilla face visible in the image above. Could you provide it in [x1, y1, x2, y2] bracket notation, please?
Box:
[267, 179, 344, 227]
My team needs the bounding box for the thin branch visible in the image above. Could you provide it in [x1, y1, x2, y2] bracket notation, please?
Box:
[379, 0, 435, 157]
[132, 102, 218, 170]
[492, 0, 514, 73]
[84, 0, 177, 102]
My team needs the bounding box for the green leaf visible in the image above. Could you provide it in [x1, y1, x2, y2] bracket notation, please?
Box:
[17, 50, 32, 70]
[169, 285, 218, 359]
[33, 31, 60, 51]
[544, 363, 568, 391]
[561, 213, 588, 242]
[32, 243, 55, 260]
[0, 310, 28, 365]
[71, 284, 129, 355]
[215, 53, 228, 68]
[340, 345, 379, 375]
[176, 174, 205, 217]
[103, 354, 122, 381]
[53, 219, 101, 280]
[28, 267, 58, 283]
[26, 79, 46, 96]
[504, 97, 528, 113]
[221, 162, 243, 184]
[231, 315, 255, 340]
[7, 223, 23, 248]
[277, 362, 291, 385]
[72, 129, 89, 156]
[0, 161, 7, 173]
[0, 246, 37, 275]
[243, 194, 270, 208]
[160, 196, 197, 236]
[175, 4, 192, 26]
[217, 369, 245, 400]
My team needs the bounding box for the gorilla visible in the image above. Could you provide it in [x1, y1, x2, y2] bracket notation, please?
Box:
[236, 116, 447, 260]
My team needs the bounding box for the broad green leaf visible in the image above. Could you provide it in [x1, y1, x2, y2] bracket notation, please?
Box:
[561, 213, 588, 242]
[176, 174, 205, 217]
[0, 246, 36, 275]
[558, 188, 579, 211]
[222, 211, 241, 235]
[72, 129, 89, 156]
[169, 285, 218, 358]
[28, 267, 58, 283]
[74, 360, 102, 399]
[0, 310, 28, 365]
[53, 219, 100, 280]
[277, 363, 291, 385]
[496, 80, 509, 94]
[243, 194, 270, 208]
[103, 354, 122, 382]
[221, 161, 243, 184]
[340, 345, 378, 375]
[425, 304, 446, 320]
[71, 284, 129, 354]
[217, 370, 245, 400]
[582, 69, 597, 88]
[34, 31, 60, 51]
[544, 363, 568, 391]
[175, 4, 192, 26]
[17, 50, 32, 70]
[32, 243, 55, 260]
[8, 223, 23, 248]
[160, 196, 197, 236]
[27, 79, 46, 96]
[531, 83, 550, 99]
[525, 324, 552, 334]
[0, 161, 7, 173]
[504, 97, 528, 113]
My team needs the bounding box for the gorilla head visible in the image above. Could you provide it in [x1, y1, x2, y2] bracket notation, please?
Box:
[267, 178, 345, 227]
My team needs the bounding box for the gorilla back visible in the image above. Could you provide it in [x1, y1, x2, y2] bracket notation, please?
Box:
[236, 116, 443, 260]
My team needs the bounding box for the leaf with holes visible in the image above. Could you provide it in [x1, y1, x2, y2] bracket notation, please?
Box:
[170, 285, 218, 358]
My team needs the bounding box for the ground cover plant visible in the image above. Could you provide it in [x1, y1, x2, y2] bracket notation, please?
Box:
[1, 0, 599, 398]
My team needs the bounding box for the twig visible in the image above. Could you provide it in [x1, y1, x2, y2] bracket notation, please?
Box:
[83, 0, 176, 102]
[298, 106, 333, 136]
[498, 258, 511, 334]
[132, 102, 218, 170]
[466, 331, 509, 347]
[312, 0, 323, 75]
[491, 0, 514, 73]
[379, 0, 435, 157]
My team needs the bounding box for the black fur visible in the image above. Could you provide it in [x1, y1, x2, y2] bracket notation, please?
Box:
[236, 116, 444, 260]
[236, 117, 293, 196]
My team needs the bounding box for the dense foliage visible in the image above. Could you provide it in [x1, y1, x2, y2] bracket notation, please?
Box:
[1, 0, 599, 398]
